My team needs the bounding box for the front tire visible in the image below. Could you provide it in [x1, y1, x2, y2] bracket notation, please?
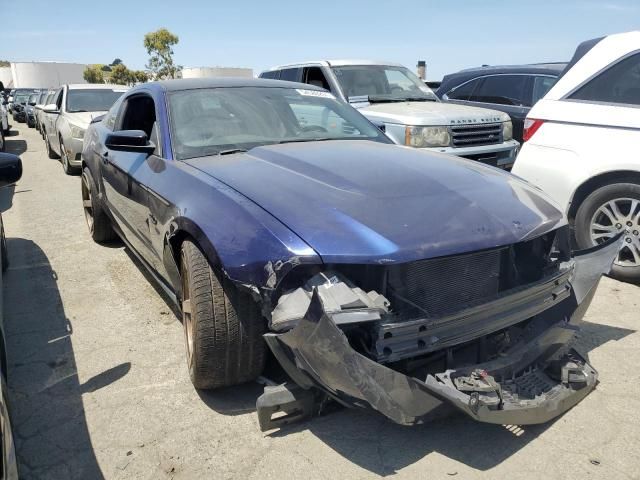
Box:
[575, 182, 640, 283]
[45, 135, 60, 159]
[180, 240, 266, 390]
[60, 139, 78, 175]
[81, 167, 116, 243]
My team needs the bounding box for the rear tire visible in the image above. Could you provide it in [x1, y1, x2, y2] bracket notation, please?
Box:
[575, 182, 640, 283]
[180, 240, 266, 390]
[81, 167, 116, 243]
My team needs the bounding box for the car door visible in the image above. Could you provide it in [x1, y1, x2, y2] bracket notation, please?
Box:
[46, 88, 63, 151]
[101, 92, 157, 263]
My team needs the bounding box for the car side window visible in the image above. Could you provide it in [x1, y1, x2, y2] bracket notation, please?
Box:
[470, 75, 530, 106]
[302, 67, 331, 90]
[52, 89, 62, 109]
[279, 68, 301, 82]
[261, 71, 280, 80]
[569, 52, 640, 106]
[447, 78, 482, 101]
[117, 94, 160, 155]
[532, 76, 557, 104]
[103, 95, 125, 131]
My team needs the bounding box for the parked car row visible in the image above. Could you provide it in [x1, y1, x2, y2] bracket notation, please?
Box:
[32, 84, 128, 173]
[6, 31, 636, 439]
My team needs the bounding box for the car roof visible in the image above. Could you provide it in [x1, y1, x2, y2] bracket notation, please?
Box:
[453, 63, 567, 76]
[151, 77, 327, 92]
[67, 83, 130, 90]
[264, 59, 405, 71]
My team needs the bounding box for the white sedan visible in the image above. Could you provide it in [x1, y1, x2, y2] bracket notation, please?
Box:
[513, 31, 640, 283]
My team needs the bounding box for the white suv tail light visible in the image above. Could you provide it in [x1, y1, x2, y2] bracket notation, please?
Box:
[523, 118, 545, 142]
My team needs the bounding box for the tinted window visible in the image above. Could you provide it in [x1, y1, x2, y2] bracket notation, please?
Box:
[471, 75, 529, 106]
[302, 67, 330, 90]
[532, 76, 557, 104]
[260, 71, 280, 80]
[279, 68, 301, 82]
[569, 52, 640, 106]
[66, 88, 127, 113]
[168, 87, 387, 160]
[28, 94, 38, 104]
[447, 78, 482, 101]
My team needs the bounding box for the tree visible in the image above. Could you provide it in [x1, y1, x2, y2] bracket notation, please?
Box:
[110, 64, 134, 85]
[144, 28, 181, 80]
[0, 60, 9, 67]
[132, 70, 149, 84]
[101, 65, 112, 72]
[83, 65, 104, 83]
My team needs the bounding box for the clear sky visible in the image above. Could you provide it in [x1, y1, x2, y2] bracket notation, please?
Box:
[2, 0, 639, 80]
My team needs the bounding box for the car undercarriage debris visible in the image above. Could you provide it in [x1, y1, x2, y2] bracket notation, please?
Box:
[257, 235, 622, 432]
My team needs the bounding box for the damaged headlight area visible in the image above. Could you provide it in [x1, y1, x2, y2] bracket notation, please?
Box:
[257, 228, 623, 431]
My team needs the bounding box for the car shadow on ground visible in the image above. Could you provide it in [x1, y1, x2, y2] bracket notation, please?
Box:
[4, 132, 27, 156]
[3, 238, 130, 479]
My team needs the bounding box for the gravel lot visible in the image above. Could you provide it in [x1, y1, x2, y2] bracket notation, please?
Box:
[2, 123, 639, 480]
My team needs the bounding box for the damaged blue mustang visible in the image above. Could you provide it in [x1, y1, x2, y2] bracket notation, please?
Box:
[81, 78, 620, 431]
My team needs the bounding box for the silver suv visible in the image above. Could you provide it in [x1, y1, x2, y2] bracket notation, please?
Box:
[42, 84, 128, 174]
[261, 60, 519, 169]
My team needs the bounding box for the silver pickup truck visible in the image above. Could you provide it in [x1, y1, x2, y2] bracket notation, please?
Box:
[261, 60, 519, 169]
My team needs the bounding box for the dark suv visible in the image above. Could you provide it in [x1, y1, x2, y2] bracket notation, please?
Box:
[436, 64, 566, 142]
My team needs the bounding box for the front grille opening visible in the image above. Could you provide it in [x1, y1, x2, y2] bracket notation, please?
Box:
[385, 227, 570, 319]
[451, 122, 502, 148]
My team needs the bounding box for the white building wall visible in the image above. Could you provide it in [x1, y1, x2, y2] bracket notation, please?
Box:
[0, 67, 12, 89]
[10, 62, 87, 88]
[181, 67, 253, 79]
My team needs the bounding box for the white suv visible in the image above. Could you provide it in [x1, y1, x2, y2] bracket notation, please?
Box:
[513, 31, 640, 282]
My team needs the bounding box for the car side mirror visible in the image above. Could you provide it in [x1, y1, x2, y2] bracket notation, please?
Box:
[0, 153, 23, 188]
[43, 104, 60, 114]
[105, 130, 155, 155]
[29, 101, 36, 106]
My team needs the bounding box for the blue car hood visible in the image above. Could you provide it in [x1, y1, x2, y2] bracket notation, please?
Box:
[185, 141, 565, 264]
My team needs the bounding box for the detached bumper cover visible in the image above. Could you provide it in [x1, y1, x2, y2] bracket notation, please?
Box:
[258, 236, 621, 430]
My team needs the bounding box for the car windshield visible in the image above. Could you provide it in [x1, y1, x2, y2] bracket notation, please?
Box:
[66, 89, 126, 113]
[15, 93, 30, 104]
[168, 86, 388, 160]
[28, 94, 38, 104]
[331, 65, 438, 103]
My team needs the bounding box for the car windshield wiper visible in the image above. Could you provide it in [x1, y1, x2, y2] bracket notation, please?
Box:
[367, 95, 435, 103]
[273, 138, 332, 145]
[401, 96, 437, 102]
[217, 148, 248, 155]
[67, 109, 89, 113]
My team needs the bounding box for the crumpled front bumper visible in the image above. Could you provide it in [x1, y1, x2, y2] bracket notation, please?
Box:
[257, 236, 621, 431]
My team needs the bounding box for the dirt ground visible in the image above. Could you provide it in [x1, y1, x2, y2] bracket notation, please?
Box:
[2, 123, 639, 480]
